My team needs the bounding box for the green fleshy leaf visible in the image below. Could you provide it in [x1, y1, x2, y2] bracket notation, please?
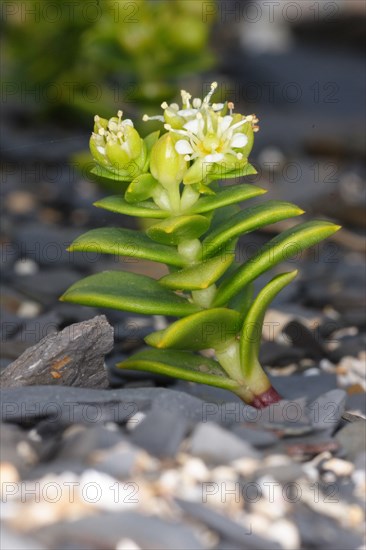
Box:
[94, 195, 169, 219]
[60, 271, 200, 317]
[209, 162, 258, 180]
[117, 349, 239, 390]
[125, 173, 159, 203]
[202, 201, 304, 259]
[213, 221, 341, 307]
[228, 282, 254, 318]
[145, 308, 241, 350]
[159, 253, 234, 290]
[240, 271, 298, 377]
[147, 215, 210, 245]
[188, 183, 266, 214]
[90, 165, 133, 182]
[68, 228, 185, 267]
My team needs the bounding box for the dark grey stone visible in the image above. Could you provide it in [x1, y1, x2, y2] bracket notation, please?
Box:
[14, 311, 61, 345]
[152, 388, 225, 425]
[254, 397, 313, 435]
[14, 224, 84, 269]
[131, 407, 188, 458]
[0, 315, 112, 389]
[57, 425, 126, 461]
[259, 340, 306, 367]
[345, 393, 366, 415]
[230, 424, 279, 448]
[268, 373, 338, 401]
[282, 319, 325, 358]
[275, 432, 339, 460]
[176, 499, 281, 549]
[0, 309, 24, 341]
[13, 268, 81, 306]
[253, 463, 305, 483]
[307, 390, 346, 433]
[293, 504, 364, 550]
[91, 443, 143, 479]
[172, 380, 244, 405]
[335, 420, 366, 461]
[35, 512, 204, 550]
[0, 423, 38, 473]
[329, 333, 366, 362]
[189, 422, 260, 464]
[0, 385, 161, 427]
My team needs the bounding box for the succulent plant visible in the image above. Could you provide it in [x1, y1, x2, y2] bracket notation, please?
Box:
[61, 83, 340, 408]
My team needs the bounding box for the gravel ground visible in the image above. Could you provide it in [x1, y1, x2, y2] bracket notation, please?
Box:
[1, 16, 366, 550]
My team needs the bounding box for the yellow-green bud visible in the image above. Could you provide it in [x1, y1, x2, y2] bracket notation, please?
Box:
[149, 133, 188, 189]
[90, 111, 146, 177]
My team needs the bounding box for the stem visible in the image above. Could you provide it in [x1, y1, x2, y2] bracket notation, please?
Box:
[216, 341, 282, 408]
[192, 285, 217, 308]
[167, 185, 181, 213]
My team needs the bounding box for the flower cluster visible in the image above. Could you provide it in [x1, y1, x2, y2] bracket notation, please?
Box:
[90, 111, 146, 177]
[145, 82, 259, 185]
[90, 83, 259, 200]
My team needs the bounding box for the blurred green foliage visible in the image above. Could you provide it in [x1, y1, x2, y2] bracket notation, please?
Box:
[4, 0, 215, 120]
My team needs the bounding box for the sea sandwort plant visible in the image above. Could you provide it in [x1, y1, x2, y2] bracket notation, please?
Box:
[61, 83, 340, 408]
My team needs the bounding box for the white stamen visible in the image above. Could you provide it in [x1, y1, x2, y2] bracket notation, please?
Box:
[203, 82, 218, 104]
[143, 114, 164, 122]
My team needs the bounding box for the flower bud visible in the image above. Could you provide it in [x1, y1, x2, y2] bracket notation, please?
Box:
[149, 133, 188, 189]
[90, 111, 146, 177]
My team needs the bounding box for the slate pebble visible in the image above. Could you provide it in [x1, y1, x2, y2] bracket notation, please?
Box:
[35, 512, 204, 550]
[189, 422, 260, 464]
[130, 407, 188, 458]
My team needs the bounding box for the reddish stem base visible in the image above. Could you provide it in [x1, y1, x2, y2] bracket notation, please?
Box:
[250, 386, 282, 409]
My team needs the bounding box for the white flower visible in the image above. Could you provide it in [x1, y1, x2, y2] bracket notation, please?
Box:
[143, 82, 225, 128]
[143, 82, 259, 184]
[170, 112, 250, 165]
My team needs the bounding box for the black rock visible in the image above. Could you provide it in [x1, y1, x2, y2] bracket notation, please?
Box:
[282, 319, 325, 358]
[253, 463, 305, 483]
[151, 387, 232, 425]
[90, 442, 144, 479]
[230, 424, 279, 448]
[345, 393, 366, 415]
[307, 390, 346, 433]
[14, 224, 83, 268]
[0, 315, 112, 389]
[14, 311, 61, 345]
[176, 499, 281, 550]
[293, 503, 364, 550]
[56, 425, 126, 461]
[275, 431, 339, 460]
[328, 333, 366, 362]
[130, 407, 188, 458]
[0, 423, 38, 474]
[189, 422, 260, 464]
[259, 340, 306, 367]
[35, 512, 204, 550]
[0, 309, 24, 341]
[254, 397, 313, 435]
[0, 386, 181, 427]
[13, 268, 81, 307]
[335, 419, 366, 461]
[268, 372, 338, 401]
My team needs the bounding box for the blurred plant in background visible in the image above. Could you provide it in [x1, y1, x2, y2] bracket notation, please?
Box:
[3, 0, 215, 121]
